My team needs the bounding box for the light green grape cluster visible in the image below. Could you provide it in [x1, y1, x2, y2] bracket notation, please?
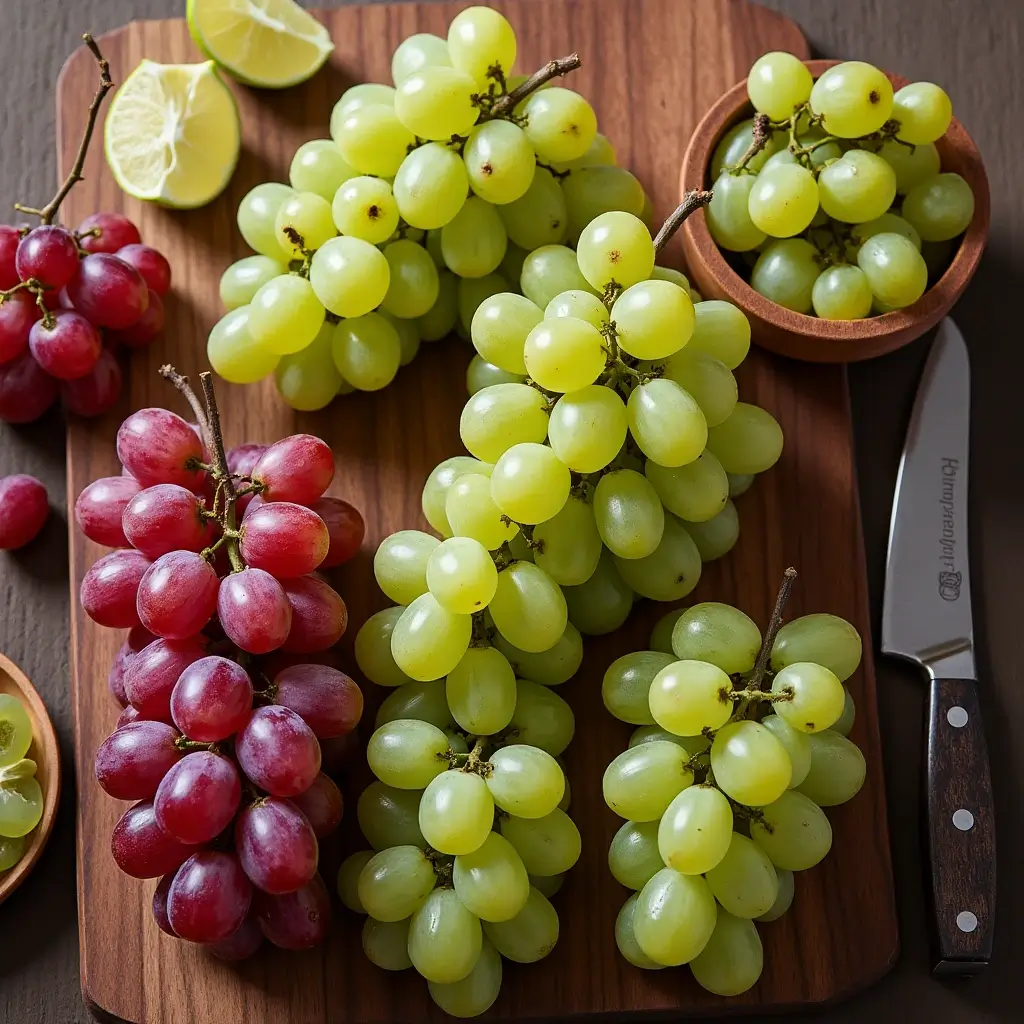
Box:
[0, 694, 44, 869]
[708, 52, 975, 320]
[602, 593, 866, 995]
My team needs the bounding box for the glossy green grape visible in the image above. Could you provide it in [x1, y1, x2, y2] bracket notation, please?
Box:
[658, 784, 734, 875]
[750, 238, 821, 313]
[497, 168, 570, 250]
[337, 850, 374, 913]
[627, 379, 708, 469]
[796, 728, 867, 805]
[442, 197, 508, 278]
[486, 744, 565, 818]
[593, 469, 665, 560]
[750, 790, 833, 870]
[218, 255, 287, 312]
[633, 867, 717, 966]
[747, 51, 813, 120]
[760, 714, 812, 788]
[901, 172, 975, 241]
[331, 312, 402, 391]
[408, 887, 483, 983]
[772, 661, 846, 733]
[601, 651, 675, 725]
[355, 606, 413, 688]
[419, 769, 495, 855]
[612, 280, 695, 360]
[362, 917, 412, 972]
[687, 300, 751, 369]
[563, 548, 634, 635]
[705, 832, 779, 918]
[507, 679, 574, 756]
[532, 495, 602, 587]
[547, 386, 628, 474]
[422, 456, 491, 537]
[771, 613, 862, 680]
[367, 718, 451, 789]
[207, 307, 279, 385]
[706, 402, 784, 475]
[499, 811, 581, 876]
[491, 623, 583, 687]
[453, 832, 530, 923]
[603, 741, 693, 822]
[357, 844, 437, 922]
[446, 646, 517, 736]
[648, 660, 734, 737]
[644, 452, 729, 524]
[756, 866, 795, 922]
[892, 82, 952, 144]
[711, 720, 792, 806]
[520, 244, 596, 308]
[612, 515, 703, 602]
[464, 120, 536, 205]
[445, 472, 518, 551]
[482, 886, 560, 963]
[357, 781, 426, 850]
[809, 61, 894, 137]
[608, 819, 665, 891]
[670, 602, 762, 674]
[428, 937, 502, 1018]
[689, 910, 763, 995]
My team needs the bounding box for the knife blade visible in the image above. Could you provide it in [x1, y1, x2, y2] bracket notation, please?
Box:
[882, 317, 995, 976]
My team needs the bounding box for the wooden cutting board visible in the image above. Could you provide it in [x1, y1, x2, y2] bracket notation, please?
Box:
[60, 1, 898, 1021]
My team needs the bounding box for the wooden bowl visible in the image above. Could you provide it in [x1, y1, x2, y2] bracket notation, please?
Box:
[679, 59, 991, 362]
[0, 651, 61, 905]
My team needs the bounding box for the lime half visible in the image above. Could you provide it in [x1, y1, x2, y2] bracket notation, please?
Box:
[104, 59, 241, 209]
[188, 0, 334, 89]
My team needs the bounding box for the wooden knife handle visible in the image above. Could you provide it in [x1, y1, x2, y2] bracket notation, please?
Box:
[927, 677, 996, 975]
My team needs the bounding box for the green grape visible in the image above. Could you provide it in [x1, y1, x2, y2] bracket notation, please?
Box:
[875, 139, 941, 194]
[481, 886, 560, 964]
[766, 131, 842, 169]
[683, 499, 739, 561]
[497, 168, 569, 249]
[562, 165, 645, 239]
[523, 316, 606, 392]
[489, 562, 568, 655]
[602, 741, 693, 821]
[532, 495, 602, 587]
[310, 235, 390, 317]
[357, 844, 437, 922]
[446, 472, 518, 550]
[393, 143, 469, 230]
[809, 61, 894, 137]
[750, 790, 832, 870]
[629, 725, 704, 752]
[687, 300, 751, 369]
[357, 781, 427, 850]
[545, 289, 609, 330]
[711, 720, 793, 805]
[645, 451, 729, 523]
[521, 88, 597, 163]
[337, 850, 374, 912]
[207, 306, 279, 384]
[547, 385, 628, 474]
[608, 819, 664, 890]
[761, 714, 812, 788]
[576, 212, 654, 290]
[706, 402, 784, 475]
[331, 83, 396, 134]
[330, 176, 398, 244]
[756, 867, 795, 922]
[520, 244, 596, 308]
[492, 623, 583, 687]
[447, 5, 516, 84]
[362, 917, 412, 971]
[658, 784, 734, 875]
[237, 182, 295, 262]
[331, 312, 402, 391]
[772, 661, 846, 733]
[409, 887, 482, 983]
[550, 130, 617, 172]
[466, 355, 525, 395]
[507, 679, 574, 756]
[335, 103, 415, 177]
[428, 937, 501, 1018]
[747, 163, 819, 237]
[689, 910, 763, 996]
[419, 769, 495, 855]
[470, 292, 542, 375]
[710, 119, 777, 178]
[661, 349, 737, 428]
[0, 833, 25, 872]
[670, 602, 761, 673]
[273, 190, 336, 257]
[563, 548, 634, 635]
[376, 679, 454, 733]
[856, 231, 928, 308]
[902, 172, 975, 242]
[392, 32, 451, 85]
[248, 274, 325, 354]
[613, 515, 702, 602]
[811, 264, 873, 319]
[442, 197, 508, 278]
[394, 65, 479, 140]
[381, 240, 440, 319]
[419, 269, 460, 341]
[464, 120, 536, 205]
[392, 593, 472, 680]
[893, 82, 952, 144]
[381, 310, 421, 367]
[747, 51, 813, 120]
[627, 379, 708, 468]
[499, 810, 581, 875]
[275, 320, 342, 410]
[818, 150, 897, 223]
[367, 718, 450, 789]
[728, 472, 754, 497]
[374, 530, 439, 605]
[651, 266, 690, 290]
[633, 867, 717, 966]
[487, 744, 564, 818]
[0, 761, 40, 838]
[460, 382, 548, 465]
[648, 660, 734, 736]
[593, 469, 665, 560]
[356, 606, 412, 688]
[615, 893, 666, 969]
[490, 443, 570, 525]
[649, 608, 686, 655]
[529, 873, 563, 898]
[219, 255, 287, 311]
[445, 646, 517, 735]
[796, 729, 867, 805]
[834, 687, 856, 736]
[426, 227, 446, 267]
[771, 615, 861, 682]
[612, 280, 694, 360]
[506, 533, 535, 561]
[851, 211, 921, 252]
[453, 832, 530, 923]
[289, 138, 355, 200]
[705, 832, 779, 918]
[500, 242, 528, 285]
[423, 456, 491, 535]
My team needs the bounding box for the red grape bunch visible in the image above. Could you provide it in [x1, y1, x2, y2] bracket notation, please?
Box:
[77, 366, 367, 958]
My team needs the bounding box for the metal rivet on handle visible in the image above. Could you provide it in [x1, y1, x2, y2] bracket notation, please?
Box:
[956, 911, 978, 933]
[952, 809, 975, 831]
[947, 706, 969, 728]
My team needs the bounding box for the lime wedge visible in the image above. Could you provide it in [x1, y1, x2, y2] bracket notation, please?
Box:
[104, 59, 241, 209]
[187, 0, 334, 89]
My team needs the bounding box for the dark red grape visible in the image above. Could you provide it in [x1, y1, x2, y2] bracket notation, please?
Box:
[15, 225, 81, 291]
[106, 289, 164, 349]
[235, 797, 318, 895]
[240, 493, 265, 522]
[60, 346, 122, 417]
[255, 873, 331, 950]
[318, 732, 361, 776]
[137, 550, 219, 639]
[252, 435, 334, 505]
[226, 443, 267, 477]
[28, 309, 101, 380]
[94, 720, 183, 801]
[239, 502, 329, 578]
[153, 873, 177, 936]
[167, 851, 252, 943]
[111, 800, 196, 878]
[0, 290, 39, 365]
[116, 407, 205, 489]
[217, 568, 292, 654]
[80, 548, 151, 628]
[109, 639, 132, 707]
[0, 225, 21, 289]
[273, 663, 362, 739]
[0, 473, 48, 550]
[205, 911, 263, 961]
[155, 751, 242, 844]
[289, 773, 343, 838]
[308, 497, 364, 568]
[280, 576, 349, 654]
[77, 213, 141, 255]
[67, 253, 149, 329]
[127, 624, 157, 652]
[0, 350, 58, 423]
[235, 705, 320, 798]
[117, 705, 142, 729]
[171, 656, 253, 743]
[75, 474, 140, 547]
[125, 635, 209, 722]
[116, 244, 171, 296]
[122, 484, 210, 559]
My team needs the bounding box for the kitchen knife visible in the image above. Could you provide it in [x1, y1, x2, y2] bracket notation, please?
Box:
[881, 317, 995, 976]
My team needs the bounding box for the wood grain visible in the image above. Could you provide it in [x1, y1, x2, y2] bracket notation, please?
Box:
[58, 2, 897, 1021]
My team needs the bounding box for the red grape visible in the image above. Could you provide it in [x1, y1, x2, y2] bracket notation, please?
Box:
[252, 435, 334, 505]
[15, 225, 81, 291]
[273, 663, 362, 739]
[94, 720, 183, 801]
[0, 290, 39, 365]
[60, 346, 122, 417]
[153, 873, 177, 936]
[217, 568, 292, 654]
[117, 705, 142, 729]
[0, 350, 57, 423]
[155, 751, 242, 844]
[309, 497, 364, 568]
[109, 639, 133, 707]
[111, 800, 196, 878]
[235, 705, 321, 798]
[80, 548, 151, 628]
[227, 443, 266, 476]
[77, 213, 141, 254]
[67, 253, 149, 329]
[116, 408, 205, 489]
[239, 502, 329, 578]
[75, 474, 140, 547]
[0, 473, 49, 549]
[255, 874, 330, 950]
[122, 484, 210, 559]
[240, 493, 265, 522]
[116, 244, 171, 296]
[318, 732, 361, 776]
[280, 576, 349, 654]
[28, 309, 101, 380]
[137, 550, 219, 639]
[167, 851, 252, 943]
[235, 797, 318, 894]
[0, 225, 21, 289]
[128, 624, 157, 652]
[125, 635, 209, 722]
[206, 911, 263, 961]
[171, 656, 253, 742]
[107, 288, 164, 349]
[289, 773, 343, 838]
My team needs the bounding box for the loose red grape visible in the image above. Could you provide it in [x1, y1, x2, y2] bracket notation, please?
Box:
[0, 473, 49, 549]
[153, 873, 177, 936]
[289, 773, 343, 838]
[167, 851, 252, 943]
[60, 346, 122, 417]
[0, 350, 57, 423]
[67, 253, 149, 329]
[239, 502, 329, 578]
[116, 244, 171, 296]
[28, 309, 101, 380]
[15, 225, 81, 291]
[122, 484, 210, 559]
[235, 797, 318, 895]
[75, 475, 140, 547]
[273, 663, 362, 739]
[252, 435, 334, 505]
[171, 656, 253, 742]
[77, 213, 141, 254]
[106, 289, 164, 349]
[117, 705, 142, 729]
[116, 407, 205, 489]
[227, 443, 267, 477]
[236, 705, 321, 798]
[94, 720, 183, 801]
[125, 635, 209, 722]
[137, 550, 219, 639]
[111, 800, 196, 878]
[217, 568, 292, 654]
[0, 290, 39, 365]
[206, 911, 263, 960]
[309, 497, 364, 568]
[279, 576, 349, 655]
[255, 874, 331, 950]
[80, 548, 151, 628]
[0, 225, 21, 289]
[155, 751, 241, 844]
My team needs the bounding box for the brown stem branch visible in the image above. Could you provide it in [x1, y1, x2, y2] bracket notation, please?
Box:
[748, 567, 798, 690]
[728, 111, 773, 175]
[199, 372, 244, 572]
[158, 365, 211, 441]
[653, 189, 715, 255]
[489, 53, 581, 117]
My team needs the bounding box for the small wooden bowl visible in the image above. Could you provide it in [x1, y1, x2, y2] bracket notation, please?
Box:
[679, 59, 991, 363]
[0, 651, 61, 905]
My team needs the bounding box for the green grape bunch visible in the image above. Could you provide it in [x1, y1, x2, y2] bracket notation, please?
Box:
[707, 52, 975, 321]
[601, 571, 867, 995]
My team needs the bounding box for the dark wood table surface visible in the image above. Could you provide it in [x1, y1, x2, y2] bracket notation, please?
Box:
[1, 1, 1020, 1021]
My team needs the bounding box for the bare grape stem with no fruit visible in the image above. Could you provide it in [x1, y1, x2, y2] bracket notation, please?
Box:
[748, 567, 798, 691]
[488, 53, 582, 117]
[653, 188, 715, 254]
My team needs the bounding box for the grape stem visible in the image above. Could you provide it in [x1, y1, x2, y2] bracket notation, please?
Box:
[653, 189, 715, 255]
[728, 112, 774, 175]
[487, 53, 582, 118]
[747, 567, 798, 692]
